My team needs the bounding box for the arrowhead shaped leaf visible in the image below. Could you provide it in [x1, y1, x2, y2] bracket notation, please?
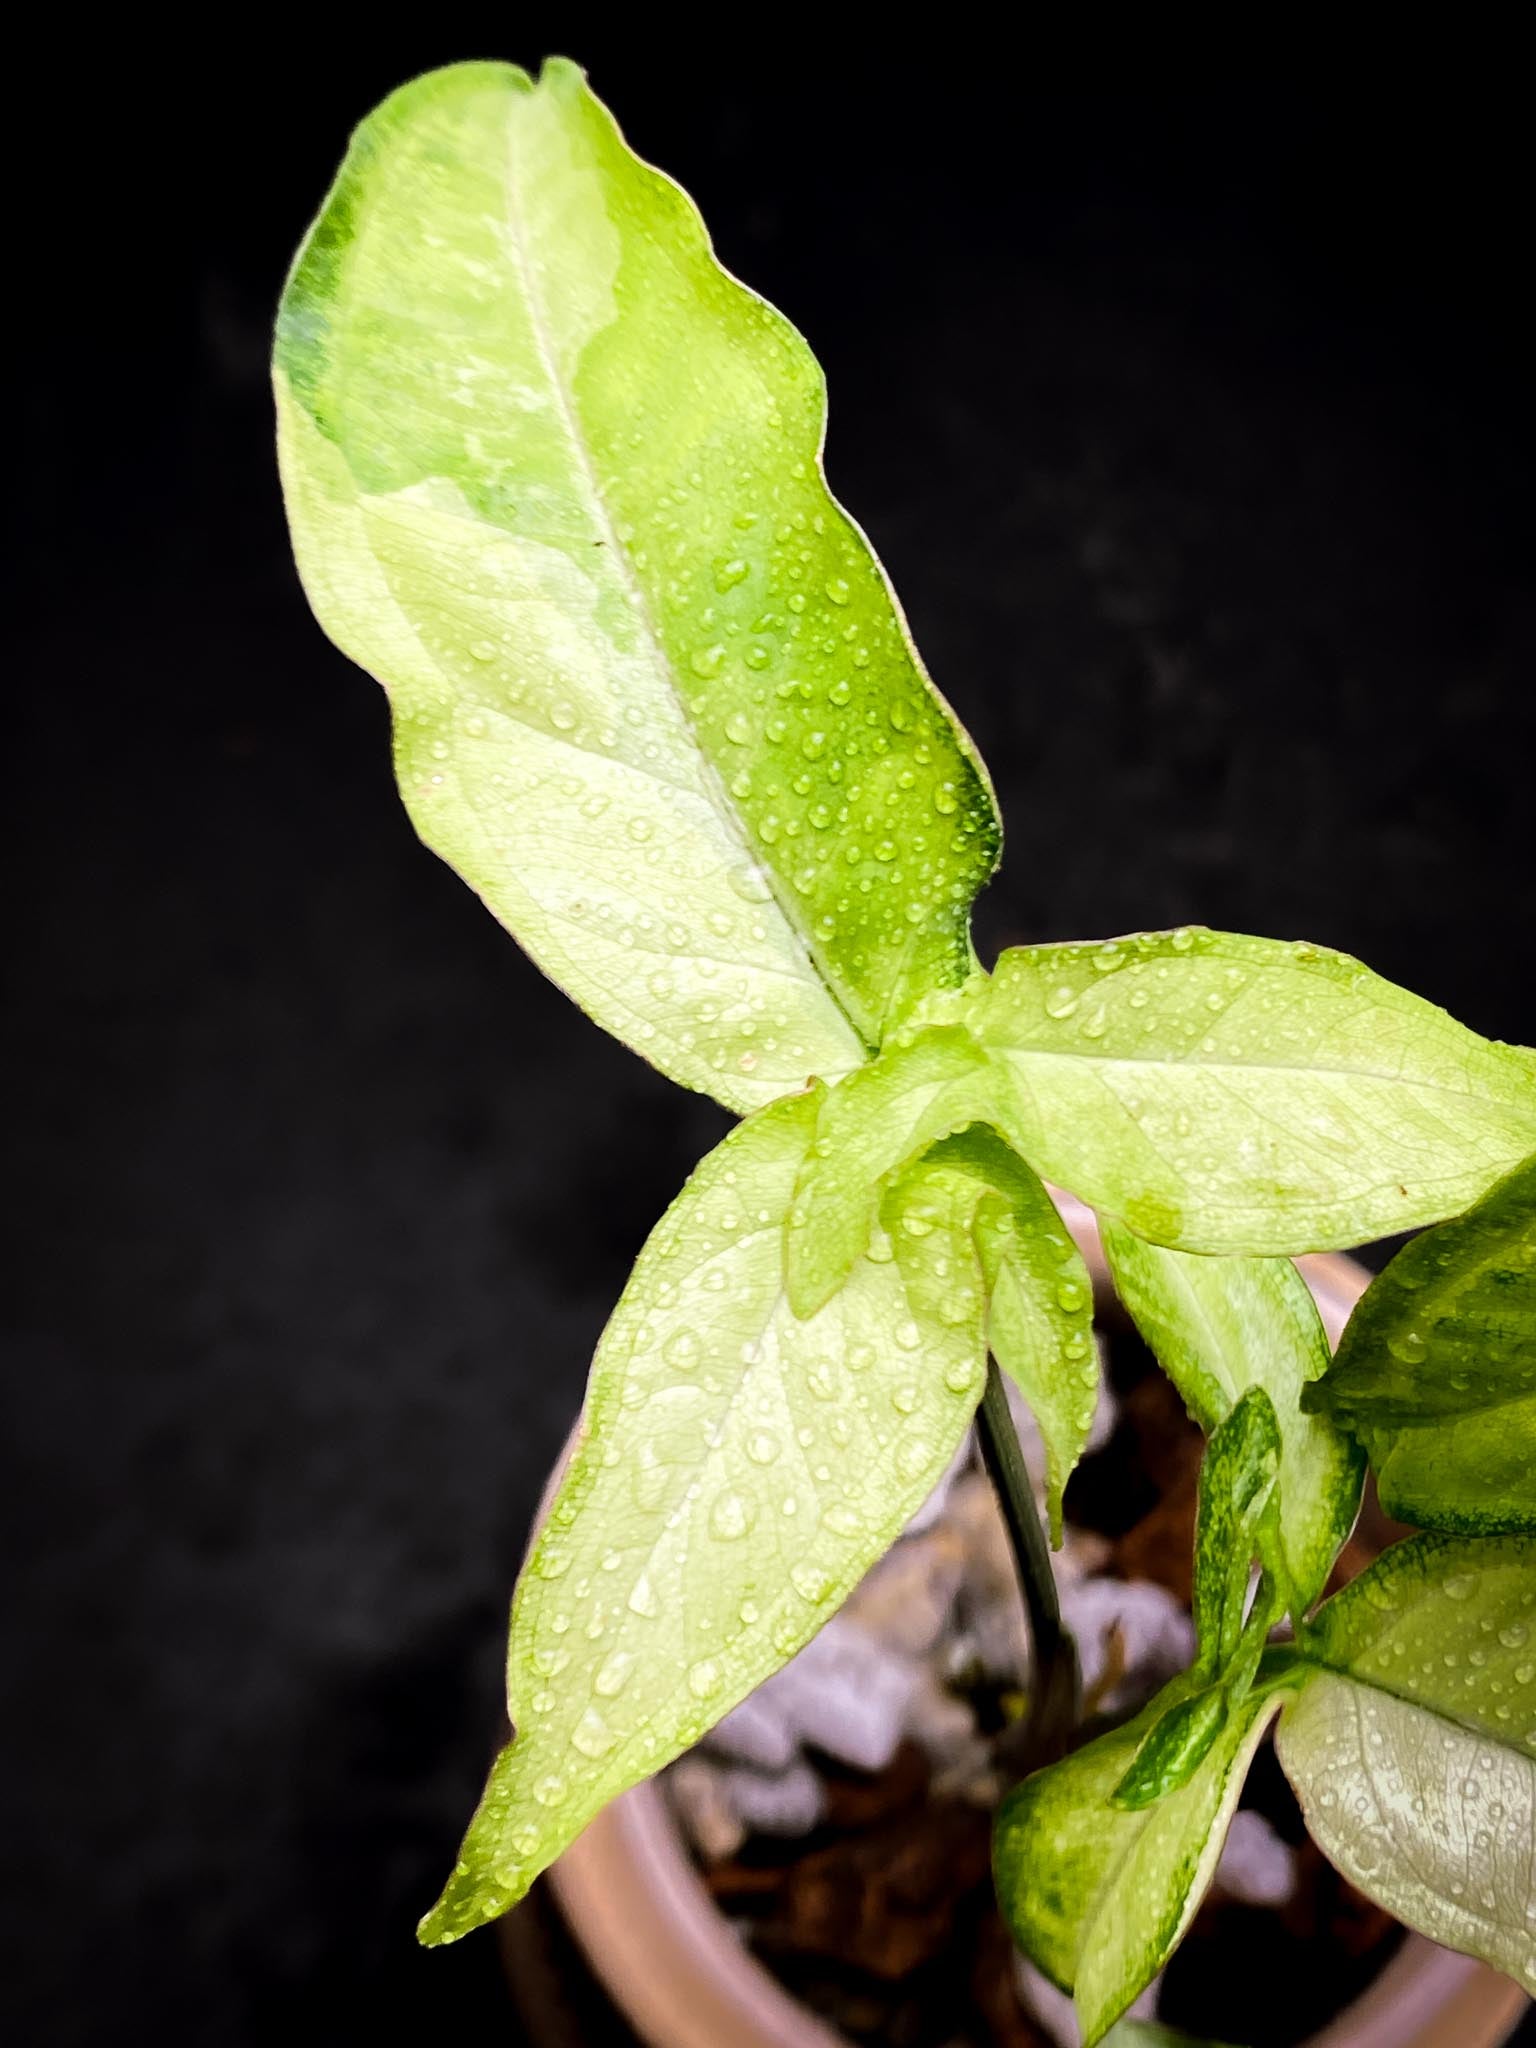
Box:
[420, 1088, 987, 1943]
[961, 930, 1536, 1252]
[275, 60, 1000, 1112]
[1276, 1532, 1536, 1993]
[1309, 1150, 1536, 1532]
[995, 1672, 1287, 2046]
[1102, 1225, 1362, 1609]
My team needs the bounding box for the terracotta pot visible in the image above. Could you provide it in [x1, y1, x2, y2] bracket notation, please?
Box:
[533, 1204, 1530, 2048]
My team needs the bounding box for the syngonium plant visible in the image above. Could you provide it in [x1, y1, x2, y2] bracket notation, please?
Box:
[274, 58, 1536, 2045]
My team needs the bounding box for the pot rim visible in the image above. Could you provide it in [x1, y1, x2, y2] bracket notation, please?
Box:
[541, 1207, 1530, 2048]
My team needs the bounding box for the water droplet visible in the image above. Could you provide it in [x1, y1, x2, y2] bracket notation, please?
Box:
[709, 1489, 758, 1540]
[532, 1773, 568, 1808]
[1044, 984, 1080, 1020]
[821, 1503, 862, 1536]
[714, 556, 750, 592]
[824, 577, 851, 606]
[747, 1430, 781, 1466]
[690, 644, 726, 679]
[628, 1575, 659, 1618]
[688, 1658, 723, 1700]
[570, 1708, 617, 1759]
[663, 1329, 702, 1371]
[593, 1650, 634, 1697]
[791, 1562, 834, 1603]
[1389, 1329, 1428, 1365]
[894, 1320, 921, 1351]
[724, 710, 752, 745]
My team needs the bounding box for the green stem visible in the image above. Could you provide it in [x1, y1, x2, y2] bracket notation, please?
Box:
[975, 1355, 1079, 1766]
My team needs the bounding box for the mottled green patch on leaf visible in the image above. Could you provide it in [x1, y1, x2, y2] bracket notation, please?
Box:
[1309, 1150, 1536, 1531]
[276, 60, 999, 1114]
[996, 1675, 1286, 2045]
[1189, 1390, 1281, 1678]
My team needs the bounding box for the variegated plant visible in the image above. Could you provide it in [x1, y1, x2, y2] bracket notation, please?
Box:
[276, 58, 1536, 2044]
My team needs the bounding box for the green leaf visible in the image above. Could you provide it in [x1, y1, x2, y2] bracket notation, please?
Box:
[275, 60, 1000, 1113]
[967, 1138, 1099, 1541]
[961, 929, 1536, 1253]
[1102, 2025, 1243, 2048]
[996, 1673, 1288, 2045]
[1189, 1390, 1281, 1676]
[1309, 1150, 1536, 1532]
[1112, 1684, 1229, 1810]
[1103, 1225, 1362, 1610]
[897, 1127, 1098, 1541]
[419, 1088, 987, 1943]
[1277, 1532, 1536, 1994]
[785, 1026, 998, 1315]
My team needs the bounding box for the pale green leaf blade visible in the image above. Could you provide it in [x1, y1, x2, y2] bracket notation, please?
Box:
[963, 929, 1536, 1251]
[1102, 2028, 1242, 2048]
[880, 1127, 1098, 1540]
[420, 1088, 986, 1942]
[1276, 1532, 1536, 1993]
[1310, 1151, 1536, 1532]
[962, 1135, 1098, 1539]
[995, 1673, 1286, 2045]
[275, 61, 1000, 1111]
[1102, 1223, 1363, 1610]
[785, 1026, 999, 1315]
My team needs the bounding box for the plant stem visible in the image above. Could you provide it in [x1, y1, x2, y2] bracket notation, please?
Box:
[975, 1355, 1079, 1767]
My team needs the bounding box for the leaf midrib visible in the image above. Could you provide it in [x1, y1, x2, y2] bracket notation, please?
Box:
[497, 104, 871, 1058]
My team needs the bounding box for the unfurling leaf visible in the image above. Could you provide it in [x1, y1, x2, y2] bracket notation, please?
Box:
[959, 930, 1536, 1252]
[1111, 1393, 1281, 1813]
[995, 1674, 1287, 2046]
[420, 1089, 988, 1943]
[1309, 1150, 1536, 1532]
[1189, 1389, 1281, 1679]
[1102, 1226, 1361, 1611]
[276, 60, 999, 1113]
[1276, 1532, 1536, 1993]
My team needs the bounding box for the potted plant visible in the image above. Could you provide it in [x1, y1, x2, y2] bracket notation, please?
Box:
[273, 57, 1536, 2047]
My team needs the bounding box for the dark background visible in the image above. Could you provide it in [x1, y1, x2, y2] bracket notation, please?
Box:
[6, 30, 1534, 2045]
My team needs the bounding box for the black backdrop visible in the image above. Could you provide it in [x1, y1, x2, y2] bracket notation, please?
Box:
[6, 30, 1535, 2045]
